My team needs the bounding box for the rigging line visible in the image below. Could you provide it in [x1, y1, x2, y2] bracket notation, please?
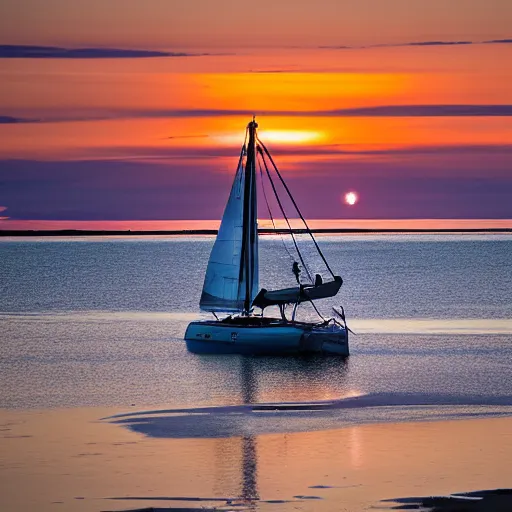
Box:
[256, 136, 336, 279]
[309, 296, 326, 322]
[257, 152, 295, 263]
[258, 147, 313, 283]
[235, 126, 249, 185]
[260, 148, 312, 282]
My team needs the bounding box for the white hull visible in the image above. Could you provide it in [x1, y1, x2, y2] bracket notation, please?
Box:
[185, 319, 349, 356]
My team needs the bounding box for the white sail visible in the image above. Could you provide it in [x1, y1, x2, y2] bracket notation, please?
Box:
[200, 153, 259, 313]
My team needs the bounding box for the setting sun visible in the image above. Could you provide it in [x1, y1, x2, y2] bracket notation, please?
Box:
[258, 129, 323, 144]
[344, 191, 359, 206]
[214, 128, 324, 146]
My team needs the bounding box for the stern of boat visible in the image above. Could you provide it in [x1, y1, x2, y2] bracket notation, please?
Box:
[301, 324, 349, 356]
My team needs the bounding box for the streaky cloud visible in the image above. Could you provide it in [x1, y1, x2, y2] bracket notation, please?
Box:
[484, 38, 512, 44]
[0, 44, 208, 59]
[320, 40, 473, 50]
[165, 134, 209, 140]
[0, 116, 25, 124]
[321, 38, 512, 50]
[249, 69, 297, 73]
[322, 104, 512, 117]
[3, 104, 512, 124]
[402, 40, 472, 46]
[49, 143, 512, 161]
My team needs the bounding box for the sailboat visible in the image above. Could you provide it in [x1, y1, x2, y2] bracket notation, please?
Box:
[184, 119, 349, 356]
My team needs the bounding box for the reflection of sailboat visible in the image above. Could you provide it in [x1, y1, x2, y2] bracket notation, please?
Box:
[240, 436, 259, 502]
[185, 119, 349, 355]
[240, 358, 258, 502]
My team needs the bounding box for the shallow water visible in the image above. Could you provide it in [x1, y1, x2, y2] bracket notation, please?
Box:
[1, 235, 511, 414]
[2, 406, 511, 512]
[1, 236, 512, 511]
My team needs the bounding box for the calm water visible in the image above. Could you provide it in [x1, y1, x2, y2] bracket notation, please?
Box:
[1, 235, 511, 413]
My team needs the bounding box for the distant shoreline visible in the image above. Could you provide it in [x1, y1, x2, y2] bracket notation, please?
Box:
[1, 228, 511, 236]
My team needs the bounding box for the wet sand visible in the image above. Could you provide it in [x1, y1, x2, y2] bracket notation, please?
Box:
[1, 407, 511, 512]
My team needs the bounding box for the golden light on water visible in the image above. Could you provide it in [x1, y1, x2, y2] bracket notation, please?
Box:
[344, 191, 358, 206]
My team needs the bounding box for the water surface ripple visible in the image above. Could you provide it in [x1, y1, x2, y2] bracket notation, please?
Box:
[1, 237, 511, 414]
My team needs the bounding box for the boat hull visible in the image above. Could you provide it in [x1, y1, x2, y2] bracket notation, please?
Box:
[184, 320, 349, 356]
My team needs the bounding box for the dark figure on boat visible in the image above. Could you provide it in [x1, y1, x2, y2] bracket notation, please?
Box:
[292, 261, 301, 284]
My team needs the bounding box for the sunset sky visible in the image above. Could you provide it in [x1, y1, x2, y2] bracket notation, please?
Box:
[1, 0, 511, 223]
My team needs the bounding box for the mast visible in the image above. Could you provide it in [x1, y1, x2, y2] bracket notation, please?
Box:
[240, 118, 258, 314]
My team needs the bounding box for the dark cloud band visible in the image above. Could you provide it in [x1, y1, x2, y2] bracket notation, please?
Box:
[0, 45, 207, 59]
[1, 155, 510, 220]
[3, 105, 512, 124]
[321, 38, 512, 50]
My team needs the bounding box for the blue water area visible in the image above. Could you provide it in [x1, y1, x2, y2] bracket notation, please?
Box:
[1, 236, 511, 415]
